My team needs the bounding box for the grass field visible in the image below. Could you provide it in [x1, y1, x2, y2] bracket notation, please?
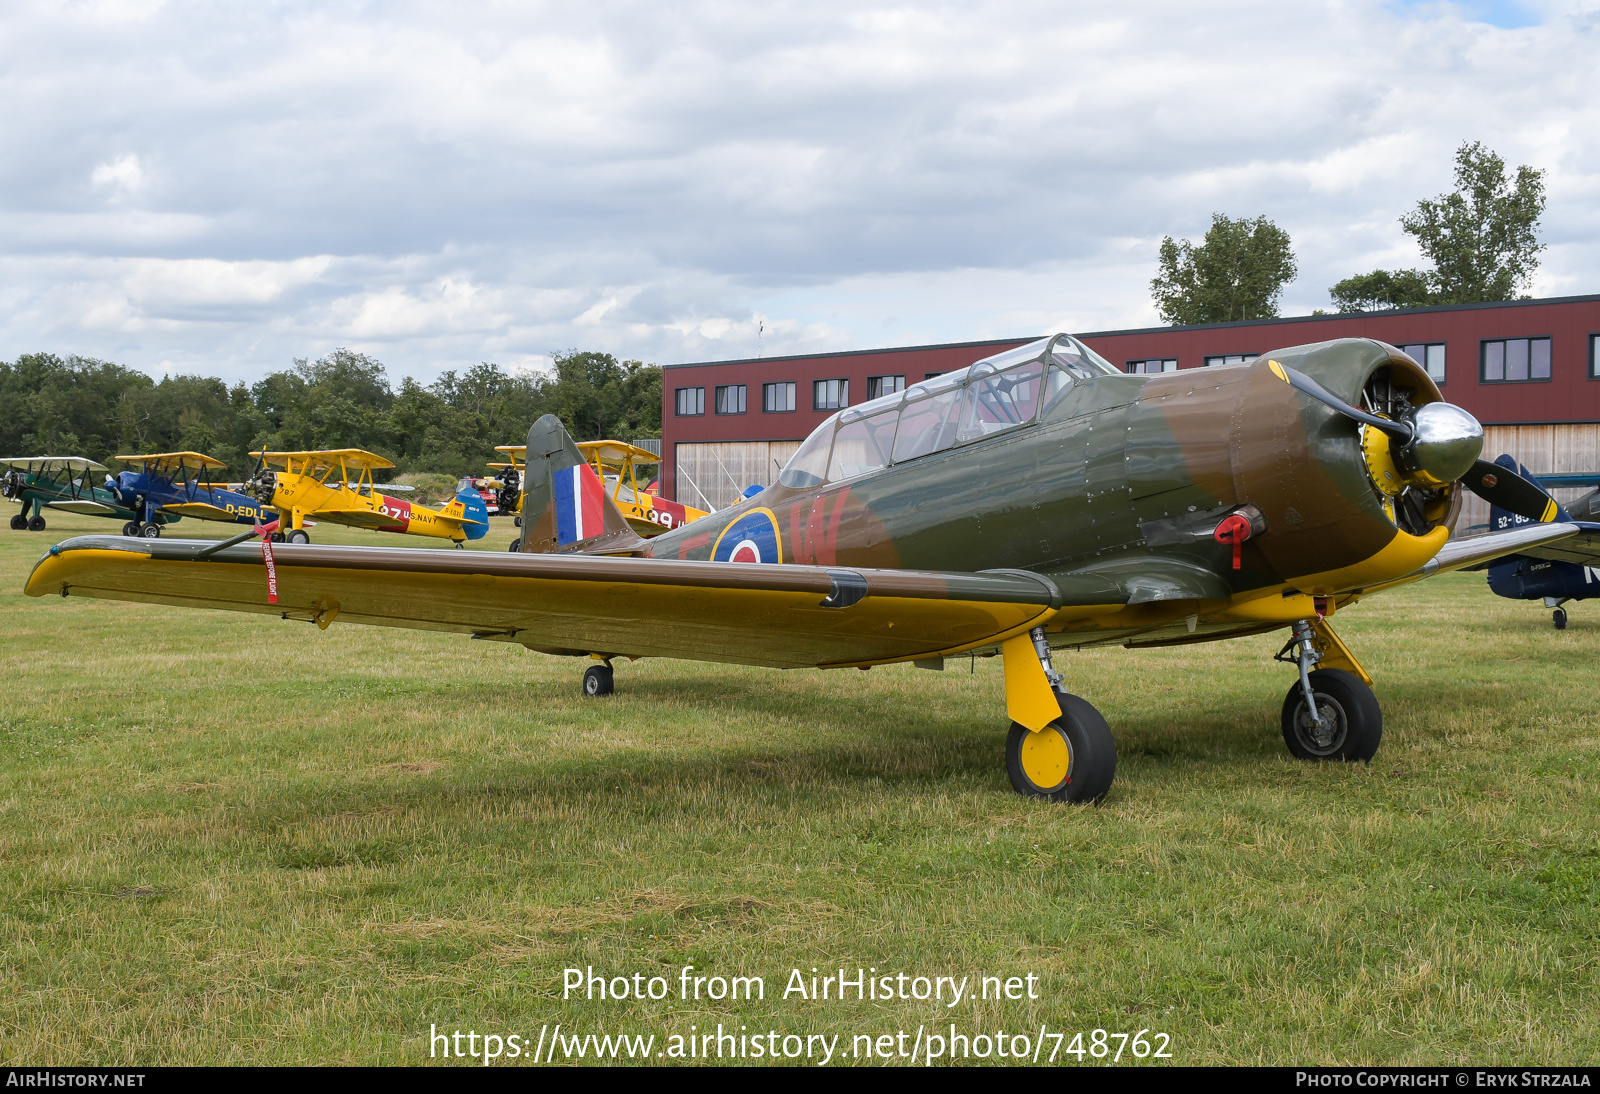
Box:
[1, 509, 1597, 1066]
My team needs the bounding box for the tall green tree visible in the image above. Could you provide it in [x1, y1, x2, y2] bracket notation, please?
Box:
[1151, 214, 1298, 325]
[1328, 141, 1546, 311]
[1402, 141, 1546, 303]
[1328, 268, 1434, 312]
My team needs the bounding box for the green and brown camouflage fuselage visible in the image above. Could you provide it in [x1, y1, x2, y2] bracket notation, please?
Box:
[631, 337, 1454, 652]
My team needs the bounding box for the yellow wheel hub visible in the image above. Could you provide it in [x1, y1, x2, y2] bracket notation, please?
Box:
[1019, 725, 1071, 791]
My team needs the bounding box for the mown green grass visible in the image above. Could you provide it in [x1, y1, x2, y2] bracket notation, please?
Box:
[0, 510, 1596, 1065]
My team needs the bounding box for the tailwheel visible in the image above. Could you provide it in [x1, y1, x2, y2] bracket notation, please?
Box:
[1005, 693, 1116, 804]
[27, 515, 46, 532]
[10, 514, 26, 530]
[1281, 669, 1382, 762]
[582, 664, 614, 697]
[1553, 608, 1568, 630]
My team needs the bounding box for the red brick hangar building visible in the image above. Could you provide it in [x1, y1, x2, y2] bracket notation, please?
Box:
[659, 293, 1600, 533]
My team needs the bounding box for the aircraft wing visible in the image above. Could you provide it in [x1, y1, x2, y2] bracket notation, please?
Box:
[159, 502, 245, 521]
[23, 536, 1127, 669]
[1514, 521, 1600, 566]
[1373, 522, 1584, 586]
[45, 499, 120, 515]
[307, 508, 401, 531]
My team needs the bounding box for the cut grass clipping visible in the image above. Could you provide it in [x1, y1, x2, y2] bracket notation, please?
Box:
[1, 511, 1596, 1064]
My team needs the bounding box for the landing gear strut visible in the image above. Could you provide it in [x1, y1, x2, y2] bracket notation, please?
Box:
[1004, 627, 1116, 803]
[1277, 620, 1382, 761]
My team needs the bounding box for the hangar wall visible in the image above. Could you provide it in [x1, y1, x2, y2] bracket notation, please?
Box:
[661, 294, 1600, 532]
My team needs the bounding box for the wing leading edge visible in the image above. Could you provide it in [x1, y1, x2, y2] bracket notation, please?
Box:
[26, 535, 1122, 669]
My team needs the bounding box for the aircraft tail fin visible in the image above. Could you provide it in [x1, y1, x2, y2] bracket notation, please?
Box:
[1487, 453, 1570, 532]
[452, 485, 490, 540]
[516, 414, 646, 555]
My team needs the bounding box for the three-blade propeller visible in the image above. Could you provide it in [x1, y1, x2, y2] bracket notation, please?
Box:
[1272, 362, 1558, 523]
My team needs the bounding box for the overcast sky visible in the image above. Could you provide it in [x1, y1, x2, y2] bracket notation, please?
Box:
[1, 0, 1595, 384]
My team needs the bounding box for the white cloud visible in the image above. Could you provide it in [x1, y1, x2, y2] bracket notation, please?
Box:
[0, 1, 1594, 382]
[90, 154, 143, 195]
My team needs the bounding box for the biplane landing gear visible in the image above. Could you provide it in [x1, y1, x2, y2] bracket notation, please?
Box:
[1553, 608, 1569, 630]
[27, 514, 46, 532]
[582, 663, 614, 697]
[121, 521, 137, 536]
[139, 523, 162, 539]
[286, 529, 310, 545]
[1006, 693, 1116, 804]
[10, 514, 26, 530]
[1278, 620, 1381, 762]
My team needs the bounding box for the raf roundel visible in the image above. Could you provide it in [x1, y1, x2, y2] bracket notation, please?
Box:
[711, 509, 783, 564]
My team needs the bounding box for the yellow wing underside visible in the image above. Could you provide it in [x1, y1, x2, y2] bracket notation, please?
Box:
[27, 539, 1074, 670]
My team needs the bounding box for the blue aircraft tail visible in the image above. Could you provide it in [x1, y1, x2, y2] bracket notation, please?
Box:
[455, 485, 490, 540]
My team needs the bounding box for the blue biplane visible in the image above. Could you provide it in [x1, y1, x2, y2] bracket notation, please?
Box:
[109, 451, 269, 538]
[1483, 453, 1600, 628]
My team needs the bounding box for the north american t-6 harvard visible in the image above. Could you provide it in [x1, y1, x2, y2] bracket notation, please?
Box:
[25, 335, 1600, 803]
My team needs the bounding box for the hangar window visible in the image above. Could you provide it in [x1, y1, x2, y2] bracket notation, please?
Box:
[674, 387, 704, 416]
[814, 378, 849, 410]
[1397, 343, 1446, 384]
[715, 384, 746, 414]
[1203, 353, 1258, 367]
[1591, 334, 1600, 379]
[866, 374, 905, 400]
[762, 382, 796, 412]
[1126, 358, 1177, 374]
[1481, 337, 1551, 382]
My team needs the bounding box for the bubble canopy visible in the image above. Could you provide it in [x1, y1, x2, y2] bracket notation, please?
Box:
[777, 334, 1117, 489]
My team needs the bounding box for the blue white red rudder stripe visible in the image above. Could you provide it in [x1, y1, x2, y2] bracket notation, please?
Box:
[553, 461, 607, 546]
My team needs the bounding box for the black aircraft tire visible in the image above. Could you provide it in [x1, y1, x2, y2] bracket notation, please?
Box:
[507, 539, 520, 552]
[11, 514, 27, 530]
[513, 515, 522, 528]
[1553, 608, 1568, 630]
[1281, 669, 1382, 762]
[582, 665, 614, 697]
[27, 515, 45, 532]
[139, 523, 161, 539]
[286, 529, 310, 545]
[1005, 692, 1116, 805]
[121, 521, 138, 536]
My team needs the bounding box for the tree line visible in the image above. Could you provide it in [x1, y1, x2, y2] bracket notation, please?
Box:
[0, 348, 662, 479]
[1150, 141, 1548, 324]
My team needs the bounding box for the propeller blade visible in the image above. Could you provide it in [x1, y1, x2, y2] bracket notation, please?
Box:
[1461, 459, 1560, 523]
[1270, 361, 1414, 443]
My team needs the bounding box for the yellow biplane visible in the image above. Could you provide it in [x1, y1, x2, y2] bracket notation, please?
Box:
[491, 440, 706, 544]
[249, 449, 488, 545]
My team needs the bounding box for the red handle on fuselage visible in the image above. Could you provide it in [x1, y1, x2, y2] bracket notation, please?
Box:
[1213, 513, 1253, 571]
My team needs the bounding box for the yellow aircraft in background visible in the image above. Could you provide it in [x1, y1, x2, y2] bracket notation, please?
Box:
[249, 449, 489, 545]
[491, 439, 707, 542]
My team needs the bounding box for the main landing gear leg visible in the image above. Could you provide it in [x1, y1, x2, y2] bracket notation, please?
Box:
[1004, 626, 1116, 804]
[1276, 619, 1382, 762]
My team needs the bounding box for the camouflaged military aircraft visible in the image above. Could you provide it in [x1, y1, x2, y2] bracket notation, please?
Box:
[25, 335, 1600, 804]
